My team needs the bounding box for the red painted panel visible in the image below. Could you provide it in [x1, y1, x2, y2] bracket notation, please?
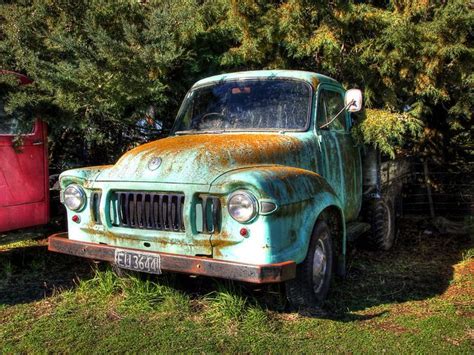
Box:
[0, 119, 49, 232]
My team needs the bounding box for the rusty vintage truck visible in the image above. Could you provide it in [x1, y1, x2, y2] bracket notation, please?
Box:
[48, 70, 401, 308]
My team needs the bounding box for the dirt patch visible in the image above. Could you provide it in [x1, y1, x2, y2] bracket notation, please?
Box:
[376, 320, 412, 335]
[467, 328, 474, 341]
[31, 299, 56, 318]
[274, 312, 300, 322]
[106, 309, 124, 322]
[358, 315, 419, 335]
[442, 260, 474, 300]
[0, 305, 20, 323]
[442, 330, 473, 351]
[456, 261, 474, 278]
[454, 307, 474, 319]
[388, 301, 436, 319]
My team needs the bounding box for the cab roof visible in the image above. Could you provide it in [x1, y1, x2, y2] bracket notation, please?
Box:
[193, 70, 341, 89]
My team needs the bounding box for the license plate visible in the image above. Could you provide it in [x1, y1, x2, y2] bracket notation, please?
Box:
[114, 249, 162, 274]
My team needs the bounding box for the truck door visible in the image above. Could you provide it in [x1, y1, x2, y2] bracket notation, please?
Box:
[0, 112, 49, 233]
[315, 86, 362, 221]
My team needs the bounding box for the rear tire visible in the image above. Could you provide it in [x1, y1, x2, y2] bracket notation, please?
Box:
[366, 198, 396, 250]
[285, 220, 334, 309]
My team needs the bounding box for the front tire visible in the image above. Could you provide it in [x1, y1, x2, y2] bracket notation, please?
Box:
[286, 220, 334, 309]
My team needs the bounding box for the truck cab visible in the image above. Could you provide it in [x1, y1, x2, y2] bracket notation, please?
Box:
[0, 72, 49, 235]
[49, 70, 372, 308]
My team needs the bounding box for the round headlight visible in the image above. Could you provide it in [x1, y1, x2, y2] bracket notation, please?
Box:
[63, 184, 86, 211]
[228, 191, 257, 223]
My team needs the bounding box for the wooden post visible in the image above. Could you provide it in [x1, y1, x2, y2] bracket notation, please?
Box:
[423, 159, 435, 218]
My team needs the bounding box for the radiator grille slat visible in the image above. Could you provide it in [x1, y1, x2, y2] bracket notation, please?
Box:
[90, 191, 102, 225]
[113, 191, 185, 232]
[177, 196, 184, 231]
[159, 195, 164, 230]
[197, 195, 221, 234]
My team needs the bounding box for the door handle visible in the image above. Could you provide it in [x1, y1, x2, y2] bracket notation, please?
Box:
[32, 141, 44, 146]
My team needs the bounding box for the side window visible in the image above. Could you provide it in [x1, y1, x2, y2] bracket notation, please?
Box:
[316, 89, 346, 131]
[0, 99, 33, 135]
[316, 91, 327, 128]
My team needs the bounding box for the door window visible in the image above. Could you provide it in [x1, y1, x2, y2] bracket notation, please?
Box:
[317, 89, 346, 131]
[0, 99, 33, 134]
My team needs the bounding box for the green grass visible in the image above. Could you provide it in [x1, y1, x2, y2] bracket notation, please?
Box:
[0, 218, 473, 353]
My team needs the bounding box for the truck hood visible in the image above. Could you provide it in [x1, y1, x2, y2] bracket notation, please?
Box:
[96, 133, 311, 184]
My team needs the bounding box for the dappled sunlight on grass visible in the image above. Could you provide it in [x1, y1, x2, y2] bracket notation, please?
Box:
[0, 219, 472, 352]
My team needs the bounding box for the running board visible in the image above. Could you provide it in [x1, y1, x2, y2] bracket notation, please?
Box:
[346, 222, 371, 242]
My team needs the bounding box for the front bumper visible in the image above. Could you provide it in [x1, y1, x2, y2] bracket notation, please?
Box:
[48, 233, 296, 284]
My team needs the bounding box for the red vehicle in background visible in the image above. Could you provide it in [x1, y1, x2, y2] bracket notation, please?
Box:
[0, 72, 49, 233]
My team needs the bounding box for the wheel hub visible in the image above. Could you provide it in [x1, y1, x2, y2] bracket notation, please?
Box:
[312, 239, 327, 294]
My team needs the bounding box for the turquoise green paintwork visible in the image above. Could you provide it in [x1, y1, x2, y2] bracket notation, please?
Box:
[193, 70, 340, 88]
[59, 70, 362, 267]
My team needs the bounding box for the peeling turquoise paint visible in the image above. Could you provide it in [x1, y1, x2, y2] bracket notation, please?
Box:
[59, 70, 362, 268]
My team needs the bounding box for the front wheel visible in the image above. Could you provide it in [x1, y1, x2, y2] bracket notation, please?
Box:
[285, 220, 334, 309]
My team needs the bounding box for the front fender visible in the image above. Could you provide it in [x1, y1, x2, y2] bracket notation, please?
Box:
[59, 165, 113, 189]
[209, 166, 345, 264]
[59, 165, 113, 239]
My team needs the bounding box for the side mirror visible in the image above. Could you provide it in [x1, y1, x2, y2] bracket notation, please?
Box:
[345, 89, 363, 112]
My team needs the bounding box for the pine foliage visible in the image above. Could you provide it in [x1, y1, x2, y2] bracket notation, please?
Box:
[0, 0, 471, 164]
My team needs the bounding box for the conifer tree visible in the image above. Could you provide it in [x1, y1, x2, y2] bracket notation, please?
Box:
[0, 0, 471, 164]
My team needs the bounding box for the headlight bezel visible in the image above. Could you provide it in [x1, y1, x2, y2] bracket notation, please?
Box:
[227, 190, 258, 223]
[63, 184, 86, 211]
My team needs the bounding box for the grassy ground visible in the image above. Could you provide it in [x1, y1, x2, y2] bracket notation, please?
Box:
[0, 218, 472, 353]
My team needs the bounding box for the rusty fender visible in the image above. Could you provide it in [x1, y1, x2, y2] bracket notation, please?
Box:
[210, 166, 346, 264]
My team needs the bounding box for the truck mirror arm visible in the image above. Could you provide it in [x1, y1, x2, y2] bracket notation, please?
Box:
[319, 99, 355, 130]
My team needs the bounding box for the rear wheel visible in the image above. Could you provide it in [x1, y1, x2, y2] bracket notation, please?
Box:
[366, 197, 396, 250]
[286, 220, 334, 309]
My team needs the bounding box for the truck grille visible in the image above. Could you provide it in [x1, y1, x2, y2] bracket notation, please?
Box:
[94, 191, 222, 234]
[113, 191, 185, 232]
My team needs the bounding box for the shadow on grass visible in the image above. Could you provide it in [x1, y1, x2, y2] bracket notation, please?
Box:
[324, 216, 472, 320]
[160, 216, 472, 321]
[0, 217, 472, 322]
[0, 243, 94, 306]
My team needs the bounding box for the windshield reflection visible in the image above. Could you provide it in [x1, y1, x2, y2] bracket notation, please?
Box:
[173, 79, 311, 133]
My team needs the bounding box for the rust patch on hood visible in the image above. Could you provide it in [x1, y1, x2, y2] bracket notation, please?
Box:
[97, 133, 312, 184]
[126, 133, 303, 164]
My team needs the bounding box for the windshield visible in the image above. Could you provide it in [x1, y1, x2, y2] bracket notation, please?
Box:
[173, 79, 311, 133]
